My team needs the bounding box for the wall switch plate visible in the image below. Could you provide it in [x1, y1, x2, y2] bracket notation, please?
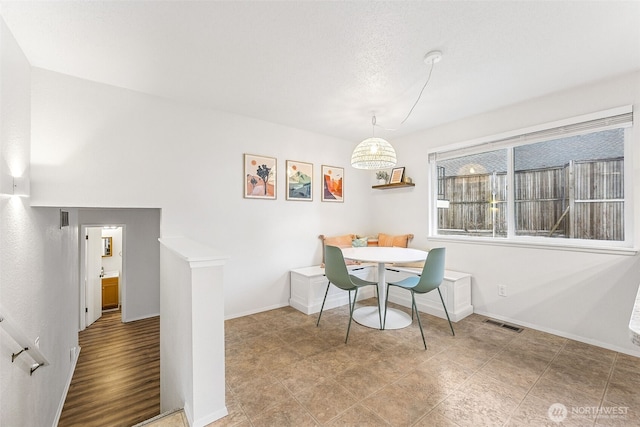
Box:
[498, 285, 507, 297]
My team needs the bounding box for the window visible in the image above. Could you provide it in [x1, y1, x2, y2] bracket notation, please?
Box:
[430, 107, 633, 248]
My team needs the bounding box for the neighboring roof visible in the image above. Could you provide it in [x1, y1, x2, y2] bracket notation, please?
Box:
[438, 129, 624, 176]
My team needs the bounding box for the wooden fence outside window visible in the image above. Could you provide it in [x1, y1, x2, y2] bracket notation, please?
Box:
[437, 158, 624, 241]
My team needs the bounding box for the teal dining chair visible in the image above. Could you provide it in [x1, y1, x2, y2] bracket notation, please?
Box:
[384, 247, 454, 349]
[316, 245, 382, 343]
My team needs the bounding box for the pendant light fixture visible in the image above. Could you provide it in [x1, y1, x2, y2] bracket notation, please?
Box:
[351, 50, 443, 170]
[350, 115, 397, 169]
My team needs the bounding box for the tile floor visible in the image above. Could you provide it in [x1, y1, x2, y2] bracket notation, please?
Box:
[148, 299, 640, 426]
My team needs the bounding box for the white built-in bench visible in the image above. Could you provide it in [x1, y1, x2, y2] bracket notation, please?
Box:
[290, 264, 473, 322]
[290, 264, 377, 315]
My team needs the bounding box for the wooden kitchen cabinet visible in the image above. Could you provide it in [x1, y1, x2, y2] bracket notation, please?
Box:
[102, 277, 119, 310]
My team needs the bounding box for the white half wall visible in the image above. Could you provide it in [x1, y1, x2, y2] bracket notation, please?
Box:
[374, 71, 640, 356]
[159, 237, 228, 427]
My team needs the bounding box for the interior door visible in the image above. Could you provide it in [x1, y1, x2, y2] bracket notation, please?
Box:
[86, 227, 103, 327]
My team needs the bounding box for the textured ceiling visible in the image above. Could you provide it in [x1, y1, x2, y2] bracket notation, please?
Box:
[1, 1, 639, 142]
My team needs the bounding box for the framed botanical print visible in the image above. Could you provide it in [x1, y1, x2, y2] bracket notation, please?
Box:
[244, 154, 276, 199]
[286, 160, 313, 201]
[321, 165, 344, 202]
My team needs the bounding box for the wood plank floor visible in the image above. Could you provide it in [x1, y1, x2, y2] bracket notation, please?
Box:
[59, 310, 160, 427]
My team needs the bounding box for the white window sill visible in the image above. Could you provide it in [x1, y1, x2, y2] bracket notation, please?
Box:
[428, 235, 638, 256]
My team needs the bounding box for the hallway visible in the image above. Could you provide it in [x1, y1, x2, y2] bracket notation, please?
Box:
[59, 311, 160, 426]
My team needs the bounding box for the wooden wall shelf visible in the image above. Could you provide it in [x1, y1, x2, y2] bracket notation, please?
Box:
[372, 182, 416, 190]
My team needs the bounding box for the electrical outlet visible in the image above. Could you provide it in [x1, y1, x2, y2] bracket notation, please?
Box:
[498, 285, 507, 297]
[34, 336, 40, 348]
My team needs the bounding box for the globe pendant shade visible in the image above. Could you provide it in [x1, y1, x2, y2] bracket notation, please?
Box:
[351, 137, 397, 169]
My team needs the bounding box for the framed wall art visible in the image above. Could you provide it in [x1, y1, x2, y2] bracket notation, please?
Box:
[390, 167, 405, 184]
[286, 160, 313, 201]
[244, 154, 276, 199]
[321, 165, 344, 202]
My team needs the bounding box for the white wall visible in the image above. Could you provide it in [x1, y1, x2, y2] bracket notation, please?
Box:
[0, 16, 79, 427]
[30, 69, 376, 318]
[23, 39, 640, 359]
[375, 71, 640, 355]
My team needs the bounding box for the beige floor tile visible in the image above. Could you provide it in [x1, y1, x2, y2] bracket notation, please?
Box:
[413, 410, 461, 426]
[506, 394, 591, 427]
[613, 353, 640, 374]
[308, 346, 359, 375]
[515, 327, 568, 349]
[529, 373, 603, 409]
[439, 339, 501, 370]
[494, 343, 556, 371]
[232, 378, 294, 419]
[538, 352, 612, 401]
[259, 345, 305, 372]
[594, 401, 640, 426]
[433, 389, 512, 427]
[413, 353, 475, 394]
[562, 339, 617, 364]
[249, 399, 318, 426]
[552, 348, 614, 375]
[216, 306, 640, 427]
[477, 357, 542, 393]
[295, 378, 359, 424]
[432, 372, 525, 427]
[276, 357, 335, 395]
[506, 335, 563, 363]
[332, 363, 392, 400]
[363, 383, 440, 426]
[604, 368, 640, 407]
[396, 368, 452, 401]
[468, 323, 519, 346]
[225, 362, 280, 391]
[325, 404, 389, 426]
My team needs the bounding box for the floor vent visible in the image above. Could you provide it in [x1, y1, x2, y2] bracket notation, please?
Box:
[483, 318, 524, 333]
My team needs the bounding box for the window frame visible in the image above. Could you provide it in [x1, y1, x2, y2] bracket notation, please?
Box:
[428, 106, 636, 255]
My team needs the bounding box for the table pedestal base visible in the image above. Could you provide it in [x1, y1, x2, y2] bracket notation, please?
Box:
[353, 306, 412, 330]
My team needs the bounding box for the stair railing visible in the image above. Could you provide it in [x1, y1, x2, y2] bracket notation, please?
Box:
[0, 306, 49, 375]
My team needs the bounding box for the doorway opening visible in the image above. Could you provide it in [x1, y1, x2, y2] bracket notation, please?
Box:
[81, 225, 124, 329]
[78, 207, 161, 331]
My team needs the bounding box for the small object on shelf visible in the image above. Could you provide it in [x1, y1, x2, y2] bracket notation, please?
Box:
[375, 170, 389, 185]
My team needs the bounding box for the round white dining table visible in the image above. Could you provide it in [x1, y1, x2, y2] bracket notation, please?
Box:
[340, 246, 428, 329]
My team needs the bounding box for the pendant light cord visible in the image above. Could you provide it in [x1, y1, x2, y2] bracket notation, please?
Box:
[366, 51, 442, 133]
[400, 58, 436, 125]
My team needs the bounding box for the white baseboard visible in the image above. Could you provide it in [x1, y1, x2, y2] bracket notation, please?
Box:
[52, 345, 81, 427]
[473, 309, 640, 357]
[387, 292, 473, 322]
[225, 303, 290, 320]
[193, 407, 228, 427]
[124, 312, 160, 323]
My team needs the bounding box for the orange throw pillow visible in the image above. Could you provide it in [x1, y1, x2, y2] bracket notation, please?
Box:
[319, 234, 358, 266]
[377, 233, 414, 248]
